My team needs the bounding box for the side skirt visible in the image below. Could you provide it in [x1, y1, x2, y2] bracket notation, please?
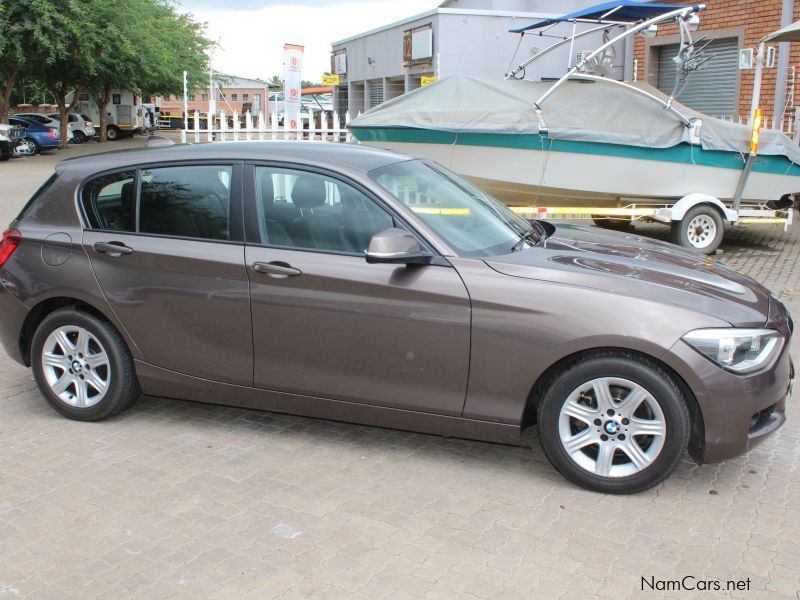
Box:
[134, 360, 522, 446]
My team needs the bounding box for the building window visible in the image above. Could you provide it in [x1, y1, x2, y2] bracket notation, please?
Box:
[231, 93, 238, 101]
[112, 94, 121, 105]
[254, 94, 262, 111]
[219, 93, 225, 101]
[242, 93, 249, 101]
[189, 94, 196, 101]
[403, 24, 433, 66]
[201, 93, 208, 101]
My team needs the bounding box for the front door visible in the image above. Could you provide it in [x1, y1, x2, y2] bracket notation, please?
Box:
[245, 164, 471, 416]
[81, 163, 253, 385]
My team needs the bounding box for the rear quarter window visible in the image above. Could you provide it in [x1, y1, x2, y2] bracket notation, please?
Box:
[15, 173, 59, 223]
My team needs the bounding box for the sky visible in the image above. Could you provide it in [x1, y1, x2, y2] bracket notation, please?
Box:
[177, 0, 439, 83]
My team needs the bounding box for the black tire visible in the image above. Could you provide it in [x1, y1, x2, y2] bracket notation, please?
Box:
[31, 308, 140, 421]
[592, 216, 633, 231]
[72, 130, 86, 144]
[106, 126, 120, 141]
[27, 138, 41, 155]
[671, 205, 724, 254]
[537, 350, 690, 494]
[0, 144, 11, 161]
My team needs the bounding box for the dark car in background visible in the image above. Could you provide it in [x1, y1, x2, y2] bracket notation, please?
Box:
[0, 123, 25, 160]
[0, 142, 793, 493]
[8, 116, 63, 154]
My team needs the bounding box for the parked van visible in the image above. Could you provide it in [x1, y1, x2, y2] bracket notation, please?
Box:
[67, 90, 145, 140]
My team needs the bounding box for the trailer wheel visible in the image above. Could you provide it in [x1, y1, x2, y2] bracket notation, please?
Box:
[106, 126, 120, 141]
[592, 216, 633, 231]
[671, 205, 724, 254]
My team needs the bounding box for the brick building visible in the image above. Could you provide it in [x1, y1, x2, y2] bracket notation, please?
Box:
[156, 74, 280, 116]
[634, 0, 800, 126]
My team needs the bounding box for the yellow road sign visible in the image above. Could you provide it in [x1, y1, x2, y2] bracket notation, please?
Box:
[421, 76, 438, 87]
[322, 74, 340, 86]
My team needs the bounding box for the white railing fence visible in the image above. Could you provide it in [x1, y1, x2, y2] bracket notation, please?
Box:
[180, 109, 356, 144]
[711, 107, 800, 143]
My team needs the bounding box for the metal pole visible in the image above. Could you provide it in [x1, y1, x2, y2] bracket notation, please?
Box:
[534, 6, 701, 110]
[732, 155, 754, 211]
[182, 71, 188, 144]
[749, 42, 765, 125]
[504, 23, 617, 80]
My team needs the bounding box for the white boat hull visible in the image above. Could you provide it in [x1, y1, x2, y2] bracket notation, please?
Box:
[363, 140, 799, 208]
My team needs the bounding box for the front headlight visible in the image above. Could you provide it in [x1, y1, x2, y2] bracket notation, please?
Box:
[683, 328, 783, 374]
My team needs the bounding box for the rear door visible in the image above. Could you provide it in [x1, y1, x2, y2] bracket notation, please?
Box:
[81, 162, 253, 385]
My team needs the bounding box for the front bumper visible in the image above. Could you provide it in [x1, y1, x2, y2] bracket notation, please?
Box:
[0, 279, 29, 365]
[665, 338, 792, 463]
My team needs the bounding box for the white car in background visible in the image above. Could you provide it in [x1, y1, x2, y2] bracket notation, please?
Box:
[13, 113, 75, 142]
[48, 112, 95, 143]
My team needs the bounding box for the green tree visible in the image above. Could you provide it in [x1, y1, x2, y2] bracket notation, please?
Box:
[0, 0, 65, 122]
[1, 0, 212, 142]
[86, 0, 212, 141]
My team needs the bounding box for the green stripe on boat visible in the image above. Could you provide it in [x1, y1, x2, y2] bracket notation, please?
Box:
[350, 127, 800, 177]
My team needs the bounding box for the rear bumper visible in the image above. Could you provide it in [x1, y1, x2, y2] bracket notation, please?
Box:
[0, 280, 29, 365]
[666, 339, 792, 463]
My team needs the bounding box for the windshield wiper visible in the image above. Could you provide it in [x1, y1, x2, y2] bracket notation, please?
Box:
[512, 220, 547, 252]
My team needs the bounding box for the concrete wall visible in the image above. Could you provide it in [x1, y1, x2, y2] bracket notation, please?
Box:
[331, 1, 632, 114]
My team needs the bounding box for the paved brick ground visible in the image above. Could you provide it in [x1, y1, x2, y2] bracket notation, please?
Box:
[1, 141, 799, 599]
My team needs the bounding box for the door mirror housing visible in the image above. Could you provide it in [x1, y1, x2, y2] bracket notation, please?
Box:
[365, 228, 432, 265]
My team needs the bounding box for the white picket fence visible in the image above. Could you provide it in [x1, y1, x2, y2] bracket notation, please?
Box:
[180, 109, 355, 144]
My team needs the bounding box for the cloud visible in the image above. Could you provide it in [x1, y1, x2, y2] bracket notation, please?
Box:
[179, 0, 437, 82]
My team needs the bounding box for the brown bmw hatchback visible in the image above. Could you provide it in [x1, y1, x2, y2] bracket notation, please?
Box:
[0, 142, 793, 493]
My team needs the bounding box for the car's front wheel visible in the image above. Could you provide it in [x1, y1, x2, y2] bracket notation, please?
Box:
[31, 308, 140, 421]
[537, 351, 690, 494]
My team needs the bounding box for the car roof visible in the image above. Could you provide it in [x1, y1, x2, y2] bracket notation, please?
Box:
[56, 141, 414, 177]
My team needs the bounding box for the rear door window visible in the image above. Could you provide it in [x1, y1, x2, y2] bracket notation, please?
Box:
[81, 171, 137, 232]
[81, 165, 235, 240]
[139, 165, 232, 241]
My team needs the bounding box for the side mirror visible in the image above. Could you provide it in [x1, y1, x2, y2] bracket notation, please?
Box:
[365, 228, 432, 265]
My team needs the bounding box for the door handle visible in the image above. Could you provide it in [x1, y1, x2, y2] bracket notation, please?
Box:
[252, 261, 302, 278]
[93, 241, 133, 256]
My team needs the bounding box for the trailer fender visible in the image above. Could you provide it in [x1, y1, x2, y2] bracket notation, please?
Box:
[667, 194, 738, 223]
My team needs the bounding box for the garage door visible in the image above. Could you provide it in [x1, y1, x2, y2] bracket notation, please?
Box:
[656, 37, 739, 118]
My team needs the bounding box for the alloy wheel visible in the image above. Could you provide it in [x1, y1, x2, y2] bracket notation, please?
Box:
[41, 325, 111, 408]
[558, 377, 666, 478]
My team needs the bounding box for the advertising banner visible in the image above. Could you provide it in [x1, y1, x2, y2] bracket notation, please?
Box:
[283, 44, 304, 129]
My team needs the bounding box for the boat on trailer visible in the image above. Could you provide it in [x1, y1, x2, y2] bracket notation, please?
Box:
[348, 2, 800, 253]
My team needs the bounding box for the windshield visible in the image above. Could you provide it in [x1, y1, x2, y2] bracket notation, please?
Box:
[369, 159, 533, 257]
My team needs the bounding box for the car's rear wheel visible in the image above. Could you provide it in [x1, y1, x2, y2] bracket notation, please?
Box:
[26, 139, 41, 155]
[31, 308, 140, 421]
[72, 130, 86, 144]
[537, 351, 689, 494]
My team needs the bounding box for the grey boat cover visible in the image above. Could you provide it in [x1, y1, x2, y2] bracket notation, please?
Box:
[348, 75, 800, 164]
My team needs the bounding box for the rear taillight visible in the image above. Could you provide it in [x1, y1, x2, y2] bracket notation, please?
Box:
[0, 229, 21, 268]
[49, 129, 58, 139]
